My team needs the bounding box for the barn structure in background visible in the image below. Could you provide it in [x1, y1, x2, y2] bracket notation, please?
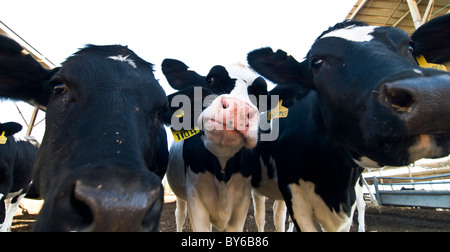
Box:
[1, 1, 449, 210]
[346, 0, 450, 69]
[347, 0, 449, 31]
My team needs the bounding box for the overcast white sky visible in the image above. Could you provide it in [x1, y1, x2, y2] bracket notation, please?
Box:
[0, 0, 356, 141]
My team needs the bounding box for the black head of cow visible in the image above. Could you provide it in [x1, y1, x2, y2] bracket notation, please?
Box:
[162, 59, 267, 152]
[0, 35, 170, 231]
[0, 122, 22, 137]
[248, 14, 450, 167]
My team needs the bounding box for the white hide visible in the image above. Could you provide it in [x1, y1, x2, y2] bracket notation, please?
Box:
[198, 64, 260, 151]
[167, 64, 264, 232]
[108, 55, 137, 68]
[0, 189, 25, 232]
[288, 179, 356, 232]
[320, 25, 377, 43]
[168, 141, 253, 232]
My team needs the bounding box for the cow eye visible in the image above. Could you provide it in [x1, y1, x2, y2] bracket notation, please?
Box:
[311, 58, 324, 71]
[206, 76, 215, 84]
[408, 42, 414, 54]
[53, 83, 68, 95]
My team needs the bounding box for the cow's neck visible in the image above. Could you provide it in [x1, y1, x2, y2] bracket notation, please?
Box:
[202, 136, 244, 169]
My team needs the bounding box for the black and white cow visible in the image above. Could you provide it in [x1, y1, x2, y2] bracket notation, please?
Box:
[162, 59, 268, 231]
[0, 34, 170, 231]
[243, 142, 293, 232]
[0, 122, 37, 232]
[246, 15, 450, 231]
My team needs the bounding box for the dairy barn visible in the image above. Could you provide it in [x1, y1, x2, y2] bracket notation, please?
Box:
[0, 0, 449, 232]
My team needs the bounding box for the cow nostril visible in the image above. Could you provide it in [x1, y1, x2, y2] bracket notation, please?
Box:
[382, 85, 415, 113]
[70, 182, 94, 230]
[223, 99, 229, 109]
[141, 195, 162, 232]
[249, 109, 256, 120]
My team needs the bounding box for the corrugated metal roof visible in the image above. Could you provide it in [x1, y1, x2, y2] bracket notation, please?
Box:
[346, 0, 450, 34]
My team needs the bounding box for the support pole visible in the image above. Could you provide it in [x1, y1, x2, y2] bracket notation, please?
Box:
[406, 0, 424, 29]
[25, 106, 39, 136]
[422, 0, 434, 25]
[393, 0, 423, 27]
[348, 0, 369, 20]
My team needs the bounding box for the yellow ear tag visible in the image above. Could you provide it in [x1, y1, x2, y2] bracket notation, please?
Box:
[171, 127, 200, 142]
[0, 131, 7, 145]
[267, 100, 289, 120]
[416, 55, 447, 71]
[170, 109, 201, 142]
[173, 109, 185, 118]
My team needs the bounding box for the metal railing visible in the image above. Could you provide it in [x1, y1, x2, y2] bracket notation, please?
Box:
[372, 173, 450, 209]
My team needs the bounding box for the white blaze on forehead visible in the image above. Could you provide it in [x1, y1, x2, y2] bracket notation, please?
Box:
[226, 63, 260, 104]
[320, 25, 377, 43]
[108, 54, 137, 68]
[197, 63, 261, 152]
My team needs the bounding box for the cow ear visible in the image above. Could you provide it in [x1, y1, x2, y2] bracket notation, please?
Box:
[204, 65, 235, 94]
[166, 86, 215, 129]
[247, 47, 311, 88]
[411, 14, 450, 64]
[162, 58, 205, 90]
[0, 35, 56, 106]
[247, 77, 269, 111]
[0, 122, 23, 137]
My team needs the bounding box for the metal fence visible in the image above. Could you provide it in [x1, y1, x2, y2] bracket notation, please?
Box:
[372, 173, 450, 209]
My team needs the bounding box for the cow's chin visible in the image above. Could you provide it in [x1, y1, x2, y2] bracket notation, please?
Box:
[202, 119, 257, 150]
[204, 128, 246, 149]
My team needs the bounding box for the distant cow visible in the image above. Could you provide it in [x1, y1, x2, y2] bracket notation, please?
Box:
[0, 122, 37, 232]
[246, 15, 450, 231]
[0, 35, 170, 231]
[162, 59, 268, 231]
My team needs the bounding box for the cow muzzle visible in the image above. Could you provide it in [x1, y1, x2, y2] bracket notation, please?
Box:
[380, 74, 450, 136]
[71, 178, 162, 232]
[34, 167, 163, 232]
[199, 95, 259, 148]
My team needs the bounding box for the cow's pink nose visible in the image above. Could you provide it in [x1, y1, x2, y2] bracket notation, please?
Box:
[221, 97, 258, 133]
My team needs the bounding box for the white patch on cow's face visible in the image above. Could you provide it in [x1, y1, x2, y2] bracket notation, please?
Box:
[108, 55, 137, 68]
[320, 25, 377, 43]
[226, 63, 262, 105]
[198, 64, 260, 155]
